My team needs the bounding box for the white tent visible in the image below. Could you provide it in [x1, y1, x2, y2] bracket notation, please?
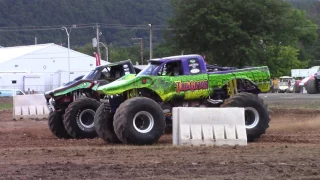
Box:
[0, 43, 104, 93]
[0, 43, 98, 74]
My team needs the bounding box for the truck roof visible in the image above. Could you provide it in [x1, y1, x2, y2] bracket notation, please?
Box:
[148, 54, 203, 63]
[94, 59, 132, 70]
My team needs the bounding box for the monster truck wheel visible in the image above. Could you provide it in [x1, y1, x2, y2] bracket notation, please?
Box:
[94, 103, 121, 144]
[63, 98, 100, 139]
[48, 111, 73, 139]
[221, 92, 270, 142]
[113, 97, 165, 145]
[160, 103, 173, 134]
[306, 79, 318, 94]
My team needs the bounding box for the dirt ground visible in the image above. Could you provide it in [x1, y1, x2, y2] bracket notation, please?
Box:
[1, 97, 320, 180]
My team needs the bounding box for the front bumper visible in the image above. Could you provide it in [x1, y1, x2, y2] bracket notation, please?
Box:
[46, 98, 56, 112]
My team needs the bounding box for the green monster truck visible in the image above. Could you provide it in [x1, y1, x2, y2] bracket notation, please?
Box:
[94, 54, 271, 145]
[44, 60, 145, 139]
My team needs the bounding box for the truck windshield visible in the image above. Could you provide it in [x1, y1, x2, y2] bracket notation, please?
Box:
[82, 70, 98, 80]
[136, 62, 161, 76]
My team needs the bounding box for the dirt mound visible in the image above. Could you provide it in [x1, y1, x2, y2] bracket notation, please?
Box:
[269, 108, 320, 132]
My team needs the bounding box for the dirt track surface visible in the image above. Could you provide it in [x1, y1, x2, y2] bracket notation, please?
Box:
[1, 96, 320, 179]
[259, 93, 320, 108]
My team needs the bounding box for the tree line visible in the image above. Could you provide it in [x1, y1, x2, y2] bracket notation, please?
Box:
[78, 0, 320, 78]
[0, 0, 320, 77]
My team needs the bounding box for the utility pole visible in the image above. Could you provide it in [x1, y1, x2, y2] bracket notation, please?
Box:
[148, 24, 152, 59]
[99, 42, 109, 62]
[140, 39, 144, 65]
[61, 25, 77, 82]
[132, 38, 144, 65]
[95, 23, 101, 59]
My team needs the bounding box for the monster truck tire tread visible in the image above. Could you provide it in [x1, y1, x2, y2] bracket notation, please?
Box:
[94, 103, 122, 144]
[48, 111, 73, 139]
[113, 97, 165, 145]
[63, 98, 100, 139]
[221, 92, 270, 142]
[306, 79, 318, 94]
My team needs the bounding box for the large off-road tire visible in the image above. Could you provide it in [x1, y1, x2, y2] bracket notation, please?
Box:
[160, 102, 173, 134]
[306, 79, 318, 94]
[94, 103, 121, 144]
[113, 97, 165, 145]
[48, 111, 73, 139]
[63, 98, 100, 139]
[221, 92, 270, 142]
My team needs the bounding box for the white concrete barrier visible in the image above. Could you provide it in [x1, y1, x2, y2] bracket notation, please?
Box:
[13, 94, 49, 120]
[172, 107, 247, 146]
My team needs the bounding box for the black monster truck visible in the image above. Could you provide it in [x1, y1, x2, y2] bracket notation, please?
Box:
[44, 60, 145, 139]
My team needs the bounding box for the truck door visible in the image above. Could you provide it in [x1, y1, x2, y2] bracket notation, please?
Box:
[155, 58, 209, 101]
[179, 58, 209, 100]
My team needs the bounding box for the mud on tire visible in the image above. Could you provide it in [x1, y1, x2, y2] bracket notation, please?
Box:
[48, 111, 73, 139]
[113, 97, 165, 145]
[63, 98, 100, 139]
[94, 103, 121, 144]
[306, 79, 318, 94]
[221, 92, 270, 142]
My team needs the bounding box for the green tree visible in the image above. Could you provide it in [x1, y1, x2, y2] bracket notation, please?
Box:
[74, 43, 95, 57]
[167, 0, 318, 76]
[108, 44, 140, 64]
[265, 45, 308, 77]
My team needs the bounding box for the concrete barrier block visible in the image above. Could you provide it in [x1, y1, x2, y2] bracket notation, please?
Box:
[14, 106, 22, 116]
[36, 105, 44, 115]
[29, 106, 36, 116]
[172, 107, 247, 146]
[44, 105, 50, 114]
[13, 106, 22, 120]
[13, 94, 49, 119]
[21, 106, 29, 116]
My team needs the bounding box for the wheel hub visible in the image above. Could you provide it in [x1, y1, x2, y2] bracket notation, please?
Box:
[133, 111, 154, 133]
[78, 109, 95, 129]
[244, 107, 259, 129]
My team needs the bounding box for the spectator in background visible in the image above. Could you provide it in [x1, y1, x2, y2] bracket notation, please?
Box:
[288, 80, 291, 87]
[273, 77, 279, 93]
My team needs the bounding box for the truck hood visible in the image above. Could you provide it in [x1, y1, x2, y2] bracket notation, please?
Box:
[44, 79, 94, 99]
[97, 74, 149, 95]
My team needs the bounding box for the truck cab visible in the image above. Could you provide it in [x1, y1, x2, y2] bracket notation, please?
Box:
[138, 54, 232, 76]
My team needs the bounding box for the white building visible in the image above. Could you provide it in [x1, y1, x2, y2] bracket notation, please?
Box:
[0, 43, 105, 94]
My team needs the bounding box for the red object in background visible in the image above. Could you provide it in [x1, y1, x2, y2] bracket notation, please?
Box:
[142, 79, 147, 84]
[94, 52, 101, 66]
[295, 75, 315, 87]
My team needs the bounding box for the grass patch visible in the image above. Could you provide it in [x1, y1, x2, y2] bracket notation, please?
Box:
[0, 103, 13, 110]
